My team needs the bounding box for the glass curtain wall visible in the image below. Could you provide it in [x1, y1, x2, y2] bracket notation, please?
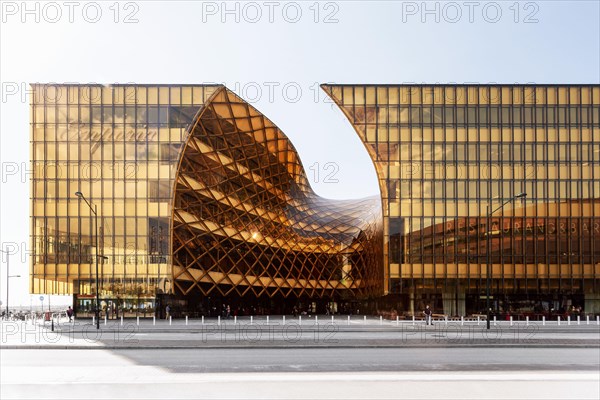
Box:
[323, 85, 600, 316]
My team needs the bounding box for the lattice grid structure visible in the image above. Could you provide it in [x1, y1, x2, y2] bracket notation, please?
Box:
[171, 88, 383, 299]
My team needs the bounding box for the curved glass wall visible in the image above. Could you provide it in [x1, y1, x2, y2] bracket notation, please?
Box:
[171, 88, 383, 299]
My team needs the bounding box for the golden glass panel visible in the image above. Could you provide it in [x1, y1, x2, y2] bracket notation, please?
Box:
[557, 87, 569, 104]
[500, 87, 511, 104]
[366, 86, 376, 104]
[349, 86, 364, 105]
[534, 87, 545, 105]
[101, 87, 113, 104]
[463, 87, 474, 104]
[181, 87, 193, 104]
[453, 87, 465, 105]
[420, 87, 433, 104]
[33, 106, 46, 124]
[158, 87, 169, 104]
[191, 86, 205, 105]
[384, 87, 397, 104]
[146, 87, 158, 104]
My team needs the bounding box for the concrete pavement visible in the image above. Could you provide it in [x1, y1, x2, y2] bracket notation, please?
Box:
[2, 316, 599, 349]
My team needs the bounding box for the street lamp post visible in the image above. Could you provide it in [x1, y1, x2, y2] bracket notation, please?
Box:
[486, 192, 527, 330]
[1, 247, 21, 317]
[75, 191, 107, 330]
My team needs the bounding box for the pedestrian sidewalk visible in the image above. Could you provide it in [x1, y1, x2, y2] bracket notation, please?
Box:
[2, 318, 599, 349]
[1, 321, 103, 348]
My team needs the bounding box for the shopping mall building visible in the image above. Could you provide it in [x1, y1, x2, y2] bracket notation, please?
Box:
[30, 84, 600, 317]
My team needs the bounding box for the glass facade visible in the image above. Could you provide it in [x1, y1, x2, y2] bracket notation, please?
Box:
[31, 83, 600, 316]
[323, 85, 600, 315]
[30, 84, 220, 315]
[30, 84, 382, 315]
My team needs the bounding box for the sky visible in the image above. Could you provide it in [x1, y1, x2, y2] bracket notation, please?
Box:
[1, 0, 599, 308]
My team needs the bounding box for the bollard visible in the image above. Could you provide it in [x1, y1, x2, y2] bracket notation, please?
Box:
[235, 316, 238, 324]
[250, 316, 253, 325]
[364, 315, 366, 324]
[347, 315, 350, 326]
[121, 315, 123, 326]
[136, 316, 139, 326]
[380, 316, 383, 325]
[597, 315, 599, 325]
[218, 316, 221, 326]
[169, 316, 172, 325]
[267, 316, 269, 325]
[567, 316, 571, 325]
[558, 316, 561, 325]
[445, 316, 448, 326]
[186, 316, 188, 325]
[493, 316, 496, 326]
[577, 315, 580, 325]
[104, 316, 107, 325]
[93, 316, 95, 326]
[332, 315, 334, 323]
[282, 315, 284, 324]
[315, 315, 318, 324]
[477, 315, 480, 326]
[586, 315, 589, 325]
[526, 316, 529, 326]
[510, 316, 513, 326]
[396, 316, 399, 326]
[202, 316, 204, 325]
[461, 316, 464, 326]
[412, 316, 415, 326]
[299, 316, 302, 325]
[153, 316, 156, 325]
[542, 316, 545, 326]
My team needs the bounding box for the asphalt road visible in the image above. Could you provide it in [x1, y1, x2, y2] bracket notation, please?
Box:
[2, 348, 599, 399]
[114, 347, 600, 372]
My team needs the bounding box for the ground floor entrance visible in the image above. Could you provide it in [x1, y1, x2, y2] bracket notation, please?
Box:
[73, 294, 156, 318]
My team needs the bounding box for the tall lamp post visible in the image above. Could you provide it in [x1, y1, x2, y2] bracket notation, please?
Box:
[1, 247, 21, 317]
[75, 191, 107, 330]
[486, 192, 527, 330]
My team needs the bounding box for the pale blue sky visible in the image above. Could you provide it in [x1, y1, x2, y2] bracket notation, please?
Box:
[1, 0, 599, 306]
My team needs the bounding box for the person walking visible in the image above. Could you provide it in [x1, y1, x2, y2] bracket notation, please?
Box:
[424, 305, 432, 325]
[165, 304, 171, 319]
[66, 306, 74, 322]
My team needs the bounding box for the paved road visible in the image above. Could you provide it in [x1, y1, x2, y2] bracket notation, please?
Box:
[2, 348, 598, 399]
[113, 347, 600, 373]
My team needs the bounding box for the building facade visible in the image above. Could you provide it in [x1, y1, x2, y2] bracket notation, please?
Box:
[322, 85, 600, 316]
[30, 84, 600, 317]
[30, 84, 381, 316]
